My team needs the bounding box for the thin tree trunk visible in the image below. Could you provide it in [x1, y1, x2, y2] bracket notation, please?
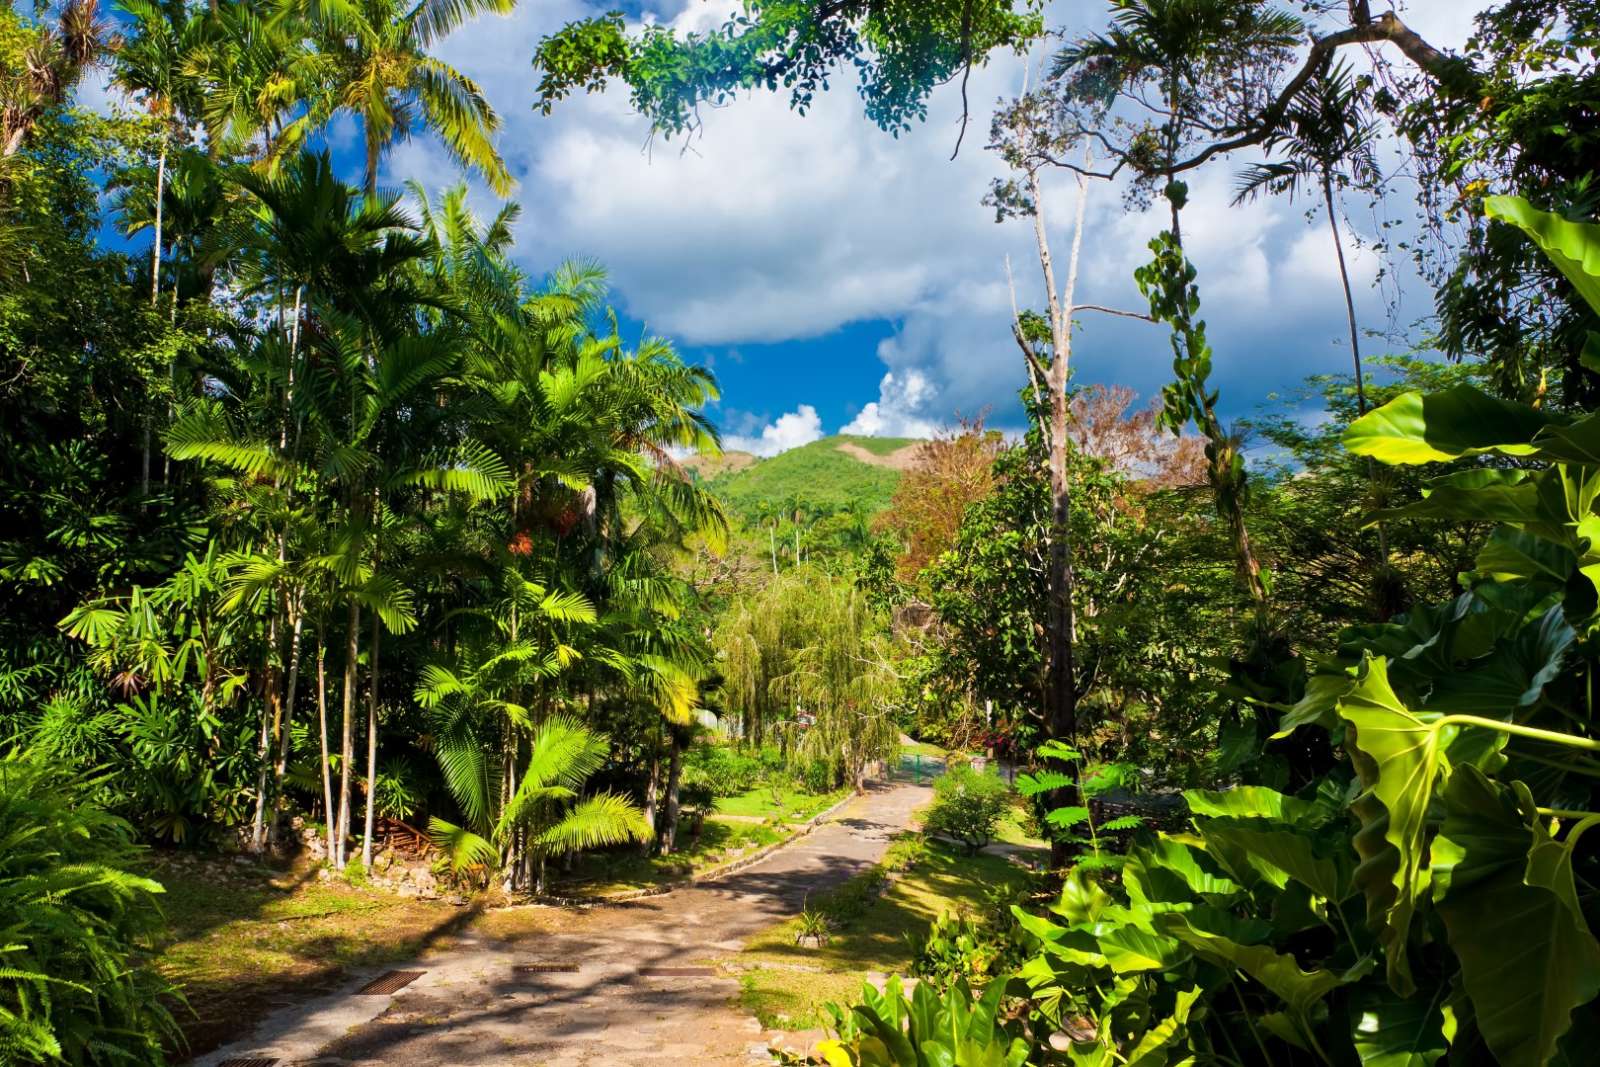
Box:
[642, 719, 661, 855]
[1024, 164, 1083, 777]
[250, 612, 281, 853]
[1325, 176, 1390, 569]
[317, 633, 336, 864]
[337, 596, 360, 868]
[769, 524, 778, 575]
[361, 615, 381, 868]
[141, 134, 167, 502]
[268, 604, 305, 845]
[661, 730, 684, 855]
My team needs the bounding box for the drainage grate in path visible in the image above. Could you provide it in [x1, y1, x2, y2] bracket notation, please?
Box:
[355, 970, 426, 995]
[637, 966, 717, 977]
[218, 1058, 279, 1067]
[513, 963, 581, 974]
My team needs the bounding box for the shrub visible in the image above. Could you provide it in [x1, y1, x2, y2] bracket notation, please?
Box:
[923, 766, 1010, 854]
[681, 744, 764, 798]
[799, 756, 834, 795]
[909, 911, 1002, 990]
[0, 753, 179, 1064]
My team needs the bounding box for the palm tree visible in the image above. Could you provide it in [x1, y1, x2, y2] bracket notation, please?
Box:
[306, 0, 515, 196]
[1232, 61, 1381, 414]
[427, 709, 651, 894]
[0, 0, 105, 159]
[183, 0, 331, 169]
[111, 0, 203, 306]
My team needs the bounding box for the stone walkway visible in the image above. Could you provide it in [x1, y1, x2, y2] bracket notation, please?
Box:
[195, 780, 930, 1067]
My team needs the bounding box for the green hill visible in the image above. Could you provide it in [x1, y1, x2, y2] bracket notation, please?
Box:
[700, 435, 922, 517]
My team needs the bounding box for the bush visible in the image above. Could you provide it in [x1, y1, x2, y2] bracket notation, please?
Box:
[0, 753, 179, 1064]
[681, 744, 764, 798]
[923, 766, 1010, 854]
[799, 756, 835, 795]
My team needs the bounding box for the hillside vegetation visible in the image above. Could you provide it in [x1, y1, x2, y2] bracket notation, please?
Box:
[702, 435, 921, 516]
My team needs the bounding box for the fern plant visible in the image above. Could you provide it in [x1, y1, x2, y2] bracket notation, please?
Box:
[0, 752, 179, 1065]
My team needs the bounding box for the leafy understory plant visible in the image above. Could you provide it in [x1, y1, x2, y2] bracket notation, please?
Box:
[1004, 194, 1600, 1067]
[795, 896, 833, 947]
[427, 714, 652, 894]
[1016, 739, 1142, 869]
[0, 753, 180, 1065]
[818, 975, 1033, 1067]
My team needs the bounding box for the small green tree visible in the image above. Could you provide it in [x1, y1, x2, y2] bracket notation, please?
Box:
[924, 765, 1011, 854]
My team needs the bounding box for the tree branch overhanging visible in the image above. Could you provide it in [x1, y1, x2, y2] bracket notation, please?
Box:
[1155, 12, 1466, 178]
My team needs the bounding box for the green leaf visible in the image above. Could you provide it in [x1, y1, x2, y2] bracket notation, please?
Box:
[1432, 767, 1600, 1067]
[1344, 385, 1554, 465]
[1337, 657, 1449, 995]
[1349, 983, 1448, 1067]
[1203, 819, 1348, 902]
[1485, 195, 1600, 316]
[1183, 786, 1317, 825]
[1163, 914, 1345, 1019]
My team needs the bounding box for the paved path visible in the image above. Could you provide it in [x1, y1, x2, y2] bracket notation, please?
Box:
[196, 780, 929, 1067]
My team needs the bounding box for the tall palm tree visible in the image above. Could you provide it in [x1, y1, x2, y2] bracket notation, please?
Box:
[307, 0, 515, 196]
[183, 0, 331, 169]
[1, 0, 105, 159]
[1232, 61, 1381, 413]
[111, 0, 204, 306]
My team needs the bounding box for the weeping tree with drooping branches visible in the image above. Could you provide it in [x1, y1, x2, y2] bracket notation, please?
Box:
[716, 568, 900, 790]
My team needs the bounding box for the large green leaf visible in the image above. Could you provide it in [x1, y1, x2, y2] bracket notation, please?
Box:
[1349, 983, 1448, 1067]
[1337, 657, 1450, 995]
[1163, 914, 1344, 1020]
[1182, 786, 1317, 825]
[1431, 767, 1600, 1067]
[1343, 386, 1554, 465]
[1485, 195, 1600, 316]
[1203, 819, 1349, 903]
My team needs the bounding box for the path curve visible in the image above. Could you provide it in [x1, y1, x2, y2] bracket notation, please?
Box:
[195, 779, 930, 1066]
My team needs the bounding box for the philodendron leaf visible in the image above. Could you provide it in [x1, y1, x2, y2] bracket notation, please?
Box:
[1203, 818, 1349, 903]
[1337, 657, 1452, 996]
[1349, 982, 1449, 1067]
[1484, 195, 1600, 316]
[1343, 385, 1554, 465]
[1163, 914, 1344, 1020]
[1431, 766, 1600, 1067]
[1123, 986, 1200, 1067]
[1182, 786, 1318, 825]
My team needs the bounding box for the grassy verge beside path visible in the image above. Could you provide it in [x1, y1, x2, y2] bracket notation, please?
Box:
[146, 853, 495, 1060]
[726, 834, 1038, 1031]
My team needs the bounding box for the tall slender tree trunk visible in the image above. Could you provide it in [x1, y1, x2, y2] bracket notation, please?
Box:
[141, 133, 168, 502]
[1324, 175, 1389, 569]
[642, 718, 661, 855]
[337, 596, 360, 868]
[769, 524, 778, 575]
[1022, 163, 1086, 867]
[268, 604, 305, 845]
[317, 633, 336, 864]
[361, 616, 381, 868]
[250, 611, 282, 853]
[661, 729, 684, 855]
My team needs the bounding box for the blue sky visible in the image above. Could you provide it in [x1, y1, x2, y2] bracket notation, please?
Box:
[87, 0, 1486, 455]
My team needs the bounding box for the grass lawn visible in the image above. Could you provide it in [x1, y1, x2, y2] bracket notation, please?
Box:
[726, 835, 1036, 1030]
[714, 784, 848, 821]
[145, 853, 493, 1060]
[551, 816, 788, 894]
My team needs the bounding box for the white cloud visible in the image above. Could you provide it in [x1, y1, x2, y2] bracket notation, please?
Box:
[383, 0, 1491, 430]
[841, 369, 941, 437]
[723, 404, 825, 456]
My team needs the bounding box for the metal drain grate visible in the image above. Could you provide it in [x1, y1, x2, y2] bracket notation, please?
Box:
[637, 966, 717, 977]
[218, 1058, 278, 1067]
[355, 970, 426, 995]
[513, 963, 581, 974]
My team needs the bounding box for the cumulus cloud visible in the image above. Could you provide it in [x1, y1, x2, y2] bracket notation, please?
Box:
[383, 0, 1487, 432]
[723, 405, 826, 456]
[841, 369, 942, 438]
